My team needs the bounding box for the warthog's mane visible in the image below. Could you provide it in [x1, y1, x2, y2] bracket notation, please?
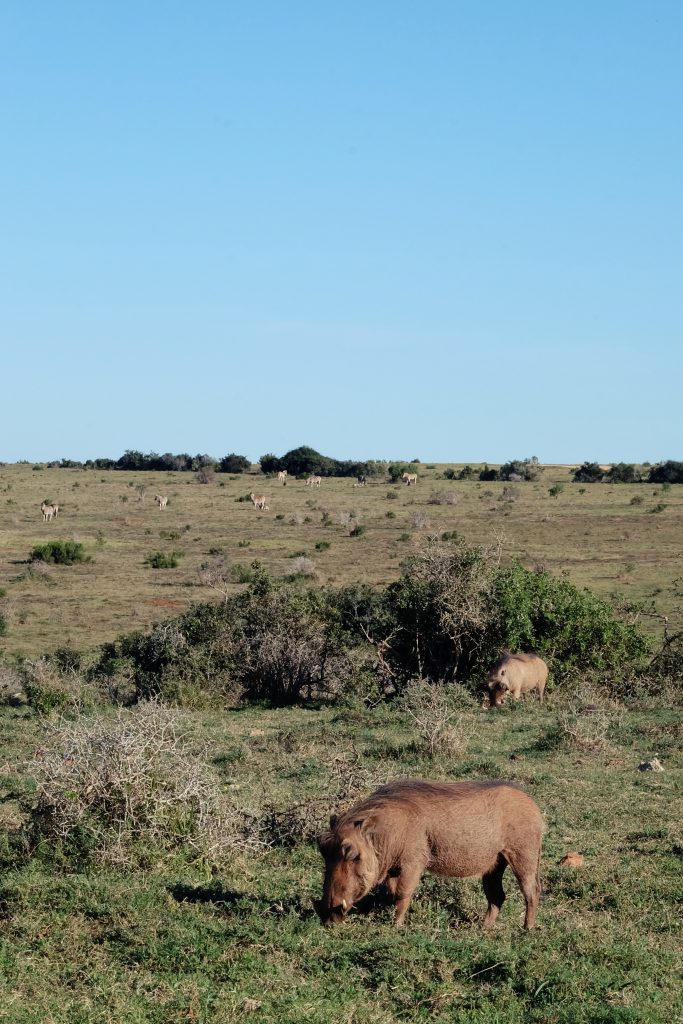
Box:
[337, 778, 523, 823]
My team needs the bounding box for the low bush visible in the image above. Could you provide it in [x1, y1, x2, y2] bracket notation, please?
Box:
[30, 540, 91, 565]
[144, 551, 181, 568]
[28, 702, 263, 866]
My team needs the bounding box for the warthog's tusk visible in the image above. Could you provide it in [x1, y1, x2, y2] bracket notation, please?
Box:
[342, 899, 347, 910]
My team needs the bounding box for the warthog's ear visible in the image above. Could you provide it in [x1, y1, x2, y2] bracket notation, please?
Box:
[341, 839, 361, 861]
[329, 814, 339, 830]
[317, 831, 336, 857]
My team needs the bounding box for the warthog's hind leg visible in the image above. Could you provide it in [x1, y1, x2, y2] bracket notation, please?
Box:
[481, 855, 507, 928]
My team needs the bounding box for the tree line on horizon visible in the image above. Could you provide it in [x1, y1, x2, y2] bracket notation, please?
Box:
[8, 448, 683, 484]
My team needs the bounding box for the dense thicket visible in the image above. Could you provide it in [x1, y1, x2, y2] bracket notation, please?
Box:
[259, 446, 386, 479]
[47, 451, 252, 472]
[88, 540, 651, 706]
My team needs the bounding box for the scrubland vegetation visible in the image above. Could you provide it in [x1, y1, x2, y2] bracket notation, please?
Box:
[0, 458, 681, 1022]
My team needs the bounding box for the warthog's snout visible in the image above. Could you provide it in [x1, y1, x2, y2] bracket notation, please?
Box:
[313, 897, 349, 926]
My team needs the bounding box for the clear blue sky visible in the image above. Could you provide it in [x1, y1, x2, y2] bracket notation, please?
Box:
[2, 2, 681, 464]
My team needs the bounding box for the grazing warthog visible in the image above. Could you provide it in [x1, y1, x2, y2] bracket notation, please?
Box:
[277, 470, 288, 485]
[154, 495, 168, 510]
[250, 492, 268, 511]
[486, 652, 548, 707]
[402, 472, 418, 486]
[315, 779, 543, 930]
[355, 474, 367, 487]
[306, 475, 322, 488]
[40, 501, 57, 522]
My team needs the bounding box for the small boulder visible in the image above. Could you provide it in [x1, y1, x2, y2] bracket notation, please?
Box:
[559, 852, 585, 868]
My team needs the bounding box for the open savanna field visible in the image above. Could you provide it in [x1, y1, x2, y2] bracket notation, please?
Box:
[0, 461, 682, 1023]
[0, 462, 682, 657]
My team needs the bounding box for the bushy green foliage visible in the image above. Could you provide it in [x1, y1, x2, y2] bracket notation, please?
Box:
[30, 540, 90, 565]
[353, 541, 650, 689]
[0, 612, 6, 636]
[499, 457, 540, 481]
[572, 462, 604, 483]
[606, 462, 641, 483]
[387, 462, 415, 483]
[218, 453, 250, 473]
[144, 551, 181, 568]
[648, 460, 683, 484]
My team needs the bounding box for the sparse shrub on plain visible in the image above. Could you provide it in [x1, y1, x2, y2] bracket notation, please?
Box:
[30, 540, 90, 565]
[349, 524, 366, 537]
[400, 678, 472, 758]
[315, 540, 331, 551]
[409, 512, 429, 529]
[548, 483, 564, 497]
[649, 503, 666, 514]
[144, 551, 181, 569]
[630, 495, 644, 505]
[428, 490, 458, 505]
[28, 702, 264, 866]
[542, 685, 624, 753]
[291, 557, 317, 577]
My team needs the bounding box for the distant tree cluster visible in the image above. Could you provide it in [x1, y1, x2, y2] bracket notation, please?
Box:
[259, 446, 386, 479]
[475, 457, 541, 482]
[572, 461, 683, 484]
[47, 451, 252, 473]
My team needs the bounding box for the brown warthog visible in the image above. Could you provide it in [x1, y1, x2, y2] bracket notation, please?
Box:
[486, 652, 548, 707]
[314, 779, 543, 930]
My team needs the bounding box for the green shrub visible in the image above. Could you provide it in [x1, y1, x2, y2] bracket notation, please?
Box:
[349, 524, 366, 538]
[648, 460, 683, 484]
[30, 540, 91, 565]
[372, 540, 650, 688]
[0, 612, 6, 636]
[144, 551, 181, 569]
[386, 510, 396, 519]
[548, 483, 564, 497]
[630, 495, 644, 505]
[649, 503, 666, 514]
[315, 540, 331, 551]
[606, 463, 641, 483]
[573, 462, 604, 483]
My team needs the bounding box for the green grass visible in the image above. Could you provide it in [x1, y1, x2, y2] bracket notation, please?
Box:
[0, 697, 681, 1022]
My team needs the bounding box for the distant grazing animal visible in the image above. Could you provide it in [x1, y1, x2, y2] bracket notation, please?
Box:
[40, 502, 57, 522]
[306, 475, 322, 488]
[486, 652, 548, 707]
[402, 472, 418, 486]
[154, 495, 168, 510]
[315, 779, 543, 931]
[277, 470, 288, 485]
[250, 492, 268, 511]
[355, 474, 366, 486]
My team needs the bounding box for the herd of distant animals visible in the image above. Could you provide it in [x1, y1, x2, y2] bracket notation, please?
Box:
[38, 470, 420, 523]
[37, 468, 556, 933]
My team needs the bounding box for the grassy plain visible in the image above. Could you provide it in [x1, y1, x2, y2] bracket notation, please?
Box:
[1, 698, 681, 1023]
[0, 462, 681, 658]
[0, 462, 681, 1023]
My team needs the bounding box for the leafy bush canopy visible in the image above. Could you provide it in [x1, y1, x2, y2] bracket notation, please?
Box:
[89, 539, 651, 706]
[218, 453, 251, 473]
[30, 540, 91, 565]
[648, 460, 683, 484]
[572, 462, 605, 483]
